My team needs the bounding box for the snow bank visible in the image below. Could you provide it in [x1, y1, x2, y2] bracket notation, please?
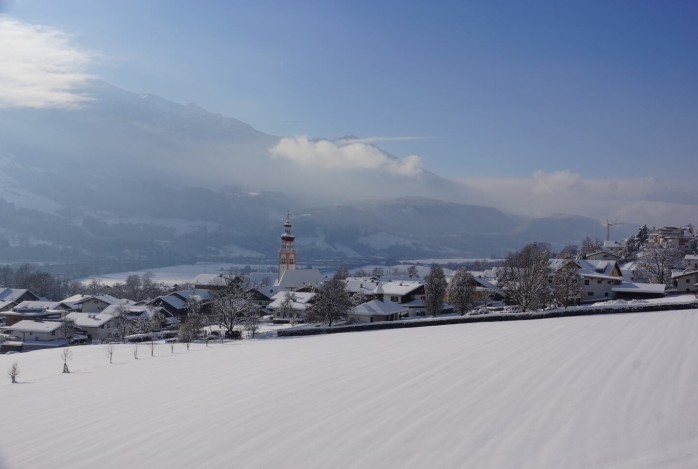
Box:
[1, 309, 698, 468]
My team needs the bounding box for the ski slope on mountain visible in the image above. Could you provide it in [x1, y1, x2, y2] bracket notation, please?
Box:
[2, 309, 698, 468]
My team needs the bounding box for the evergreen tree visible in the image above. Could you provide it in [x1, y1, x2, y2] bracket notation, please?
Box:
[447, 268, 476, 315]
[424, 265, 447, 316]
[306, 278, 351, 326]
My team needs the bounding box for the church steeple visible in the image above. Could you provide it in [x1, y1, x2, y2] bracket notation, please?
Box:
[278, 211, 297, 280]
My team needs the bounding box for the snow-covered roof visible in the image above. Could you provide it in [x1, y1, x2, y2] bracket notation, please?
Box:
[612, 283, 666, 294]
[268, 291, 316, 310]
[352, 299, 409, 316]
[0, 288, 34, 303]
[12, 301, 61, 312]
[672, 269, 698, 280]
[603, 240, 625, 249]
[101, 304, 157, 318]
[402, 298, 426, 308]
[344, 277, 381, 294]
[66, 312, 115, 328]
[61, 294, 89, 304]
[473, 276, 504, 296]
[73, 294, 132, 306]
[576, 260, 621, 279]
[2, 320, 63, 333]
[274, 269, 323, 290]
[154, 294, 186, 310]
[176, 289, 214, 302]
[375, 281, 423, 296]
[192, 273, 232, 287]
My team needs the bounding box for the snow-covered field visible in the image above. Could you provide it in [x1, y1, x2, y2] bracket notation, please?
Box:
[2, 309, 698, 468]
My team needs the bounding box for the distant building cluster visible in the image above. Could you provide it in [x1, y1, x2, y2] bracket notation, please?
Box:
[0, 220, 696, 352]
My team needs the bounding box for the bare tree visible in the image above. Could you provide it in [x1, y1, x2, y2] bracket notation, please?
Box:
[60, 347, 73, 373]
[497, 243, 552, 312]
[424, 265, 447, 316]
[104, 343, 115, 364]
[580, 237, 603, 257]
[60, 319, 74, 346]
[350, 291, 369, 307]
[178, 316, 198, 350]
[211, 276, 257, 338]
[406, 265, 419, 277]
[306, 278, 351, 326]
[113, 305, 133, 342]
[551, 263, 582, 308]
[447, 268, 476, 315]
[635, 244, 683, 285]
[276, 292, 294, 320]
[558, 244, 579, 259]
[8, 361, 19, 384]
[333, 264, 350, 280]
[148, 340, 157, 357]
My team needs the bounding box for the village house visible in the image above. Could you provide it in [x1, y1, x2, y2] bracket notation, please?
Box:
[0, 300, 67, 326]
[670, 255, 698, 294]
[349, 299, 410, 323]
[1, 320, 70, 349]
[649, 226, 694, 249]
[373, 281, 427, 317]
[0, 288, 40, 313]
[68, 294, 133, 313]
[268, 291, 316, 321]
[65, 312, 116, 342]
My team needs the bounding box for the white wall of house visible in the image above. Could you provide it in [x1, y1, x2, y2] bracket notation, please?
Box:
[673, 272, 698, 293]
[582, 277, 620, 302]
[80, 299, 111, 313]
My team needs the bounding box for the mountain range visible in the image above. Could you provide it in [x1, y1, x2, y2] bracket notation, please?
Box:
[0, 81, 630, 276]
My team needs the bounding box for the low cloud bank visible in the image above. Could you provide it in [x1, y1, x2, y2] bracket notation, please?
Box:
[270, 136, 424, 177]
[0, 16, 96, 109]
[463, 170, 698, 227]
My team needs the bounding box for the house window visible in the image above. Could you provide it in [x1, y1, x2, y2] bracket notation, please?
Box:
[51, 331, 55, 336]
[604, 292, 609, 297]
[390, 296, 399, 302]
[597, 280, 602, 284]
[608, 281, 612, 284]
[588, 292, 594, 296]
[584, 280, 589, 285]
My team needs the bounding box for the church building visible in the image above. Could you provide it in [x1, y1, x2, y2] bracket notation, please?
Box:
[278, 212, 297, 281]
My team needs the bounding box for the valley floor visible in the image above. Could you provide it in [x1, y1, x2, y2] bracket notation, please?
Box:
[1, 308, 698, 468]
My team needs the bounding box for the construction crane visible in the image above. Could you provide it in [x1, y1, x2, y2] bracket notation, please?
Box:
[604, 219, 624, 242]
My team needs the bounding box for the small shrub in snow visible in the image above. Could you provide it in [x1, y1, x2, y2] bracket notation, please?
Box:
[60, 348, 73, 373]
[8, 361, 19, 383]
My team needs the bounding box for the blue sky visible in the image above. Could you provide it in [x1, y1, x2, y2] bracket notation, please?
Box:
[1, 0, 697, 224]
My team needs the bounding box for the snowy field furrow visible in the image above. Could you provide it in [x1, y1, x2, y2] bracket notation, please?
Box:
[1, 309, 698, 468]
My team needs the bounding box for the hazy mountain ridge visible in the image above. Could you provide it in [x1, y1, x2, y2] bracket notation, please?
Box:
[0, 81, 620, 274]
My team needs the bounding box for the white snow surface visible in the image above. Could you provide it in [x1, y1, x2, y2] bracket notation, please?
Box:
[2, 309, 698, 468]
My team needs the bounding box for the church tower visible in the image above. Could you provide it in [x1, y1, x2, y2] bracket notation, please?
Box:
[278, 212, 297, 281]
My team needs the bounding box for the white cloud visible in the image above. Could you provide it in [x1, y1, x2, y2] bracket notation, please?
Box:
[335, 136, 428, 145]
[270, 135, 424, 176]
[0, 16, 96, 109]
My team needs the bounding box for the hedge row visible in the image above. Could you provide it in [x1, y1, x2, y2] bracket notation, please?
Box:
[277, 301, 698, 337]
